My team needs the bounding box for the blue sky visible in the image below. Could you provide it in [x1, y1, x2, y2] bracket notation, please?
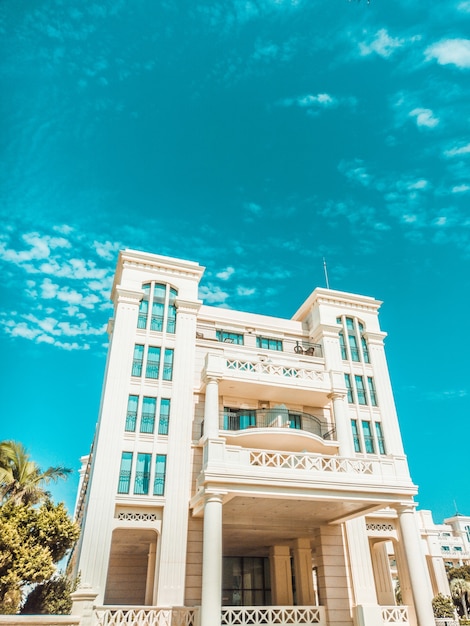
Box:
[1, 0, 469, 522]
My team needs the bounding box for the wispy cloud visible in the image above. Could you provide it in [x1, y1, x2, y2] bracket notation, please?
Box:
[409, 107, 439, 128]
[425, 38, 470, 69]
[358, 28, 413, 58]
[198, 284, 229, 304]
[216, 266, 235, 280]
[444, 142, 470, 157]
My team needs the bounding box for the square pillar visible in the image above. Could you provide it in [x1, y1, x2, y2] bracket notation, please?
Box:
[292, 538, 315, 605]
[269, 545, 293, 606]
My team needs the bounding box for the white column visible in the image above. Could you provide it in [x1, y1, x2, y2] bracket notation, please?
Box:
[397, 506, 435, 626]
[145, 542, 157, 605]
[203, 377, 220, 439]
[75, 287, 142, 602]
[329, 391, 354, 457]
[201, 494, 223, 626]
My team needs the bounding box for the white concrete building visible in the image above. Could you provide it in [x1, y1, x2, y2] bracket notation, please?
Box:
[72, 249, 442, 626]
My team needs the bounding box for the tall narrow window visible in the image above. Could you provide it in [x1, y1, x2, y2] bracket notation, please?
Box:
[125, 395, 139, 432]
[138, 283, 150, 329]
[151, 284, 166, 332]
[153, 454, 167, 495]
[132, 344, 144, 377]
[134, 453, 151, 495]
[146, 347, 161, 379]
[344, 374, 354, 403]
[158, 399, 170, 435]
[367, 377, 378, 406]
[163, 349, 174, 381]
[348, 334, 359, 362]
[351, 419, 361, 453]
[355, 375, 367, 405]
[118, 452, 133, 494]
[140, 397, 156, 434]
[361, 421, 375, 454]
[339, 332, 347, 360]
[167, 288, 177, 333]
[375, 422, 386, 455]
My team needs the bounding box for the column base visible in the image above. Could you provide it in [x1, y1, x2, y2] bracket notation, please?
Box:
[352, 604, 383, 626]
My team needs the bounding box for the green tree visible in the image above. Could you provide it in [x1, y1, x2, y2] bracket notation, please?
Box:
[450, 578, 470, 619]
[21, 573, 79, 615]
[432, 593, 455, 618]
[0, 441, 71, 506]
[448, 565, 470, 582]
[0, 501, 79, 614]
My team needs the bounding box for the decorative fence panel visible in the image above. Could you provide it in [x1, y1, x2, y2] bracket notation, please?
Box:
[221, 606, 326, 625]
[249, 450, 373, 474]
[94, 608, 198, 626]
[381, 606, 409, 625]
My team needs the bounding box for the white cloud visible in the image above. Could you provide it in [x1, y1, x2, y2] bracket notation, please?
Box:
[280, 93, 336, 109]
[452, 184, 470, 193]
[338, 159, 371, 187]
[409, 108, 439, 128]
[425, 38, 470, 69]
[359, 29, 405, 58]
[236, 286, 256, 296]
[93, 240, 120, 260]
[458, 1, 470, 11]
[444, 142, 470, 157]
[407, 179, 428, 190]
[198, 284, 229, 304]
[216, 266, 235, 280]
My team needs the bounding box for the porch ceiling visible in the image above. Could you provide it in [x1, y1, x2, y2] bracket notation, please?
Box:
[217, 379, 330, 407]
[221, 495, 380, 555]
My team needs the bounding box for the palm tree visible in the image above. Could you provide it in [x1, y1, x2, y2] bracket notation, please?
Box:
[450, 578, 470, 619]
[0, 441, 71, 506]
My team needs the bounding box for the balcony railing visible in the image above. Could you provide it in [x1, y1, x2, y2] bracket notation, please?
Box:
[221, 409, 335, 440]
[221, 606, 326, 625]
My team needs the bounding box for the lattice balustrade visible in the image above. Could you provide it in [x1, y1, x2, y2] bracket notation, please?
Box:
[94, 608, 197, 626]
[226, 359, 324, 382]
[221, 606, 325, 625]
[366, 523, 395, 532]
[381, 606, 409, 624]
[116, 512, 159, 522]
[249, 450, 373, 474]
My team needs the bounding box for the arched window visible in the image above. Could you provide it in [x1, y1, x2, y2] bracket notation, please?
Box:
[336, 316, 370, 363]
[137, 282, 178, 334]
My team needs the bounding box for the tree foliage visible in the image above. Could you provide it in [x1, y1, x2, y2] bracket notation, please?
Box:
[0, 501, 79, 614]
[432, 593, 455, 618]
[448, 565, 470, 582]
[450, 578, 470, 619]
[21, 573, 79, 615]
[0, 441, 71, 506]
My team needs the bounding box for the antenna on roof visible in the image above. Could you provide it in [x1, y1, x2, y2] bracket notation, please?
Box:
[453, 499, 460, 516]
[323, 257, 330, 289]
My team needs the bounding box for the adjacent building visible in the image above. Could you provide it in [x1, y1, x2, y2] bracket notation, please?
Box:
[72, 249, 444, 626]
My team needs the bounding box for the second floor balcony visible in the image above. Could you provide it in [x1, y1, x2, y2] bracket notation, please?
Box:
[217, 406, 337, 454]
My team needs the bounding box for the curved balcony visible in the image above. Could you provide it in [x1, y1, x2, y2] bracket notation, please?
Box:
[219, 407, 338, 454]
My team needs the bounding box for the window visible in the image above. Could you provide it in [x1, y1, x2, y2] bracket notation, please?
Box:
[224, 408, 256, 430]
[132, 344, 144, 377]
[367, 377, 378, 406]
[361, 421, 375, 453]
[140, 397, 156, 434]
[454, 546, 463, 552]
[337, 316, 370, 363]
[118, 452, 133, 494]
[339, 332, 347, 360]
[137, 282, 178, 334]
[442, 546, 450, 552]
[344, 374, 354, 403]
[125, 395, 139, 432]
[153, 454, 167, 495]
[134, 453, 151, 495]
[355, 375, 367, 405]
[465, 525, 470, 542]
[256, 336, 283, 351]
[223, 557, 271, 606]
[158, 399, 170, 435]
[375, 422, 386, 455]
[351, 419, 362, 453]
[289, 413, 302, 429]
[146, 347, 161, 379]
[138, 284, 150, 329]
[162, 348, 174, 381]
[216, 330, 244, 345]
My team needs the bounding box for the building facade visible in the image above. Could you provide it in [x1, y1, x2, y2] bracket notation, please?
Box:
[72, 249, 442, 626]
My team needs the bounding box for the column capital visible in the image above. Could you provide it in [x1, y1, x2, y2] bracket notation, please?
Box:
[204, 492, 226, 506]
[175, 298, 202, 316]
[113, 285, 143, 306]
[395, 503, 417, 515]
[328, 391, 346, 401]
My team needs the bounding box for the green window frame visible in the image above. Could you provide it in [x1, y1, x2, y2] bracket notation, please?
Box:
[256, 336, 283, 351]
[125, 395, 139, 432]
[153, 454, 167, 496]
[118, 452, 133, 494]
[216, 330, 244, 345]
